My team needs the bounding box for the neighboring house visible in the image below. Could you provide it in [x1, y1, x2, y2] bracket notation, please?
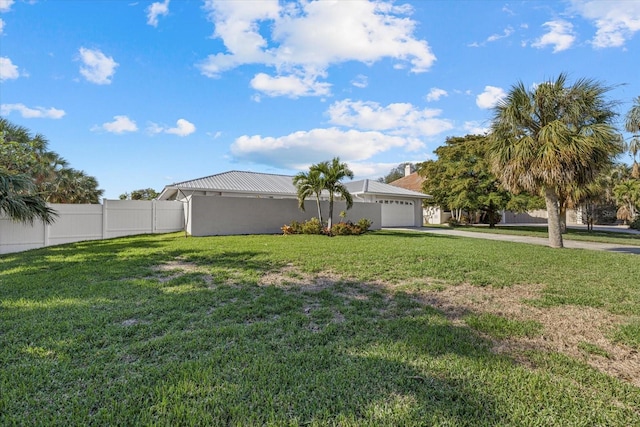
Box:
[158, 170, 428, 236]
[388, 165, 582, 226]
[389, 165, 447, 225]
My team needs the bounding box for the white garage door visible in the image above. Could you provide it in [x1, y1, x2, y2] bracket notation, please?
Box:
[379, 199, 415, 227]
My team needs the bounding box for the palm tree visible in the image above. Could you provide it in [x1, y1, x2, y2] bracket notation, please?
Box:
[613, 179, 640, 224]
[315, 157, 354, 230]
[488, 74, 623, 248]
[625, 96, 640, 178]
[293, 168, 325, 223]
[0, 169, 57, 224]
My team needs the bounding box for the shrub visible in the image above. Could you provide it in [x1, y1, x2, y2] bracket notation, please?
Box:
[447, 217, 461, 227]
[356, 218, 372, 232]
[330, 218, 373, 236]
[630, 216, 640, 231]
[300, 217, 324, 235]
[283, 218, 373, 236]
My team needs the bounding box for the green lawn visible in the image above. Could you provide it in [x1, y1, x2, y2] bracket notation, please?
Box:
[429, 224, 640, 246]
[1, 231, 639, 426]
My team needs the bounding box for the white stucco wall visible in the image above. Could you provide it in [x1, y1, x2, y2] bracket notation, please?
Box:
[187, 195, 382, 236]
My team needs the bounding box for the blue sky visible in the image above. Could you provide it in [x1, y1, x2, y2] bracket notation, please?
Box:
[1, 0, 639, 199]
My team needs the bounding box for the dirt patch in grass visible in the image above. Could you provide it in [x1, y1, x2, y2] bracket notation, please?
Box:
[416, 283, 640, 387]
[259, 263, 346, 291]
[259, 265, 640, 387]
[151, 259, 213, 285]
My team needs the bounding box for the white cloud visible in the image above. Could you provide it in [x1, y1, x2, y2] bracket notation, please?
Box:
[78, 47, 118, 84]
[166, 119, 196, 136]
[487, 26, 514, 42]
[426, 87, 448, 102]
[351, 74, 368, 89]
[469, 26, 514, 47]
[463, 121, 489, 135]
[532, 20, 576, 52]
[94, 115, 138, 133]
[571, 0, 640, 48]
[0, 18, 5, 35]
[327, 99, 453, 138]
[199, 0, 436, 97]
[0, 0, 14, 13]
[146, 0, 169, 27]
[0, 103, 66, 119]
[250, 72, 331, 98]
[147, 118, 196, 137]
[476, 86, 506, 109]
[230, 97, 454, 170]
[0, 56, 19, 81]
[230, 127, 411, 170]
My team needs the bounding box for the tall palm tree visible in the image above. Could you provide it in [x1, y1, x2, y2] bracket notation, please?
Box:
[613, 179, 640, 223]
[0, 169, 57, 224]
[488, 74, 623, 248]
[315, 157, 354, 230]
[625, 96, 640, 178]
[293, 168, 325, 223]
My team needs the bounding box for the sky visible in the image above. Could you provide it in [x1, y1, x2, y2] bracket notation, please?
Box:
[1, 0, 639, 200]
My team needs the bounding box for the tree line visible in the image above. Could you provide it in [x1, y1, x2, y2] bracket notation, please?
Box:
[1, 118, 104, 224]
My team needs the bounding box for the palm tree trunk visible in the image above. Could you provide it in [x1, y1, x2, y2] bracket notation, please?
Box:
[544, 186, 564, 248]
[559, 204, 567, 234]
[315, 197, 323, 224]
[327, 197, 334, 231]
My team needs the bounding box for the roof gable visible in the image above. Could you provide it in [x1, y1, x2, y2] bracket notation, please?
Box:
[389, 172, 425, 193]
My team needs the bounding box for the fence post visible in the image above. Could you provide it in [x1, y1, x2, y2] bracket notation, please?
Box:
[102, 199, 108, 239]
[43, 217, 49, 248]
[152, 200, 157, 233]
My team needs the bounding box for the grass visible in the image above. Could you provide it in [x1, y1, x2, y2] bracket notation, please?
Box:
[431, 224, 640, 246]
[463, 313, 543, 339]
[1, 231, 639, 425]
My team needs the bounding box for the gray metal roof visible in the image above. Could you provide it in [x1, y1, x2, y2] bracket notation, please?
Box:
[159, 171, 429, 200]
[345, 179, 429, 198]
[170, 170, 297, 195]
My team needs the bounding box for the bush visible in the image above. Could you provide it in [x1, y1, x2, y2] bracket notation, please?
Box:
[300, 217, 324, 234]
[630, 216, 640, 231]
[356, 218, 372, 232]
[330, 218, 373, 236]
[447, 217, 461, 227]
[283, 218, 373, 235]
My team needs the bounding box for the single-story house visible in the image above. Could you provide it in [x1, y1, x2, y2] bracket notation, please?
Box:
[158, 170, 429, 236]
[389, 165, 450, 224]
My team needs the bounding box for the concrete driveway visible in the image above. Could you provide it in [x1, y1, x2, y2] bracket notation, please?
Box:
[387, 226, 640, 255]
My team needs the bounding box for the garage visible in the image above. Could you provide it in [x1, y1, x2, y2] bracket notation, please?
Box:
[379, 199, 418, 227]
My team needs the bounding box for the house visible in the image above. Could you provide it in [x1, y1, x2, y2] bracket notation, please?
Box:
[388, 165, 582, 226]
[158, 170, 428, 236]
[389, 165, 448, 224]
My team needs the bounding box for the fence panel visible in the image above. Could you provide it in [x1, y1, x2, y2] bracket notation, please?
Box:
[0, 200, 184, 255]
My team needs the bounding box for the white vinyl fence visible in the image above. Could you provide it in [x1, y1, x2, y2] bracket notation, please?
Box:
[0, 199, 184, 255]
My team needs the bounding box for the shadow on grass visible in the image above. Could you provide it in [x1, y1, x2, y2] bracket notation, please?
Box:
[1, 234, 638, 425]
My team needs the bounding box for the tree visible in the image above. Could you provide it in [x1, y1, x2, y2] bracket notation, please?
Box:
[315, 157, 354, 230]
[625, 96, 640, 178]
[377, 163, 415, 183]
[488, 74, 623, 248]
[0, 169, 57, 224]
[418, 135, 539, 227]
[120, 188, 159, 200]
[293, 169, 325, 224]
[0, 118, 104, 204]
[613, 179, 640, 224]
